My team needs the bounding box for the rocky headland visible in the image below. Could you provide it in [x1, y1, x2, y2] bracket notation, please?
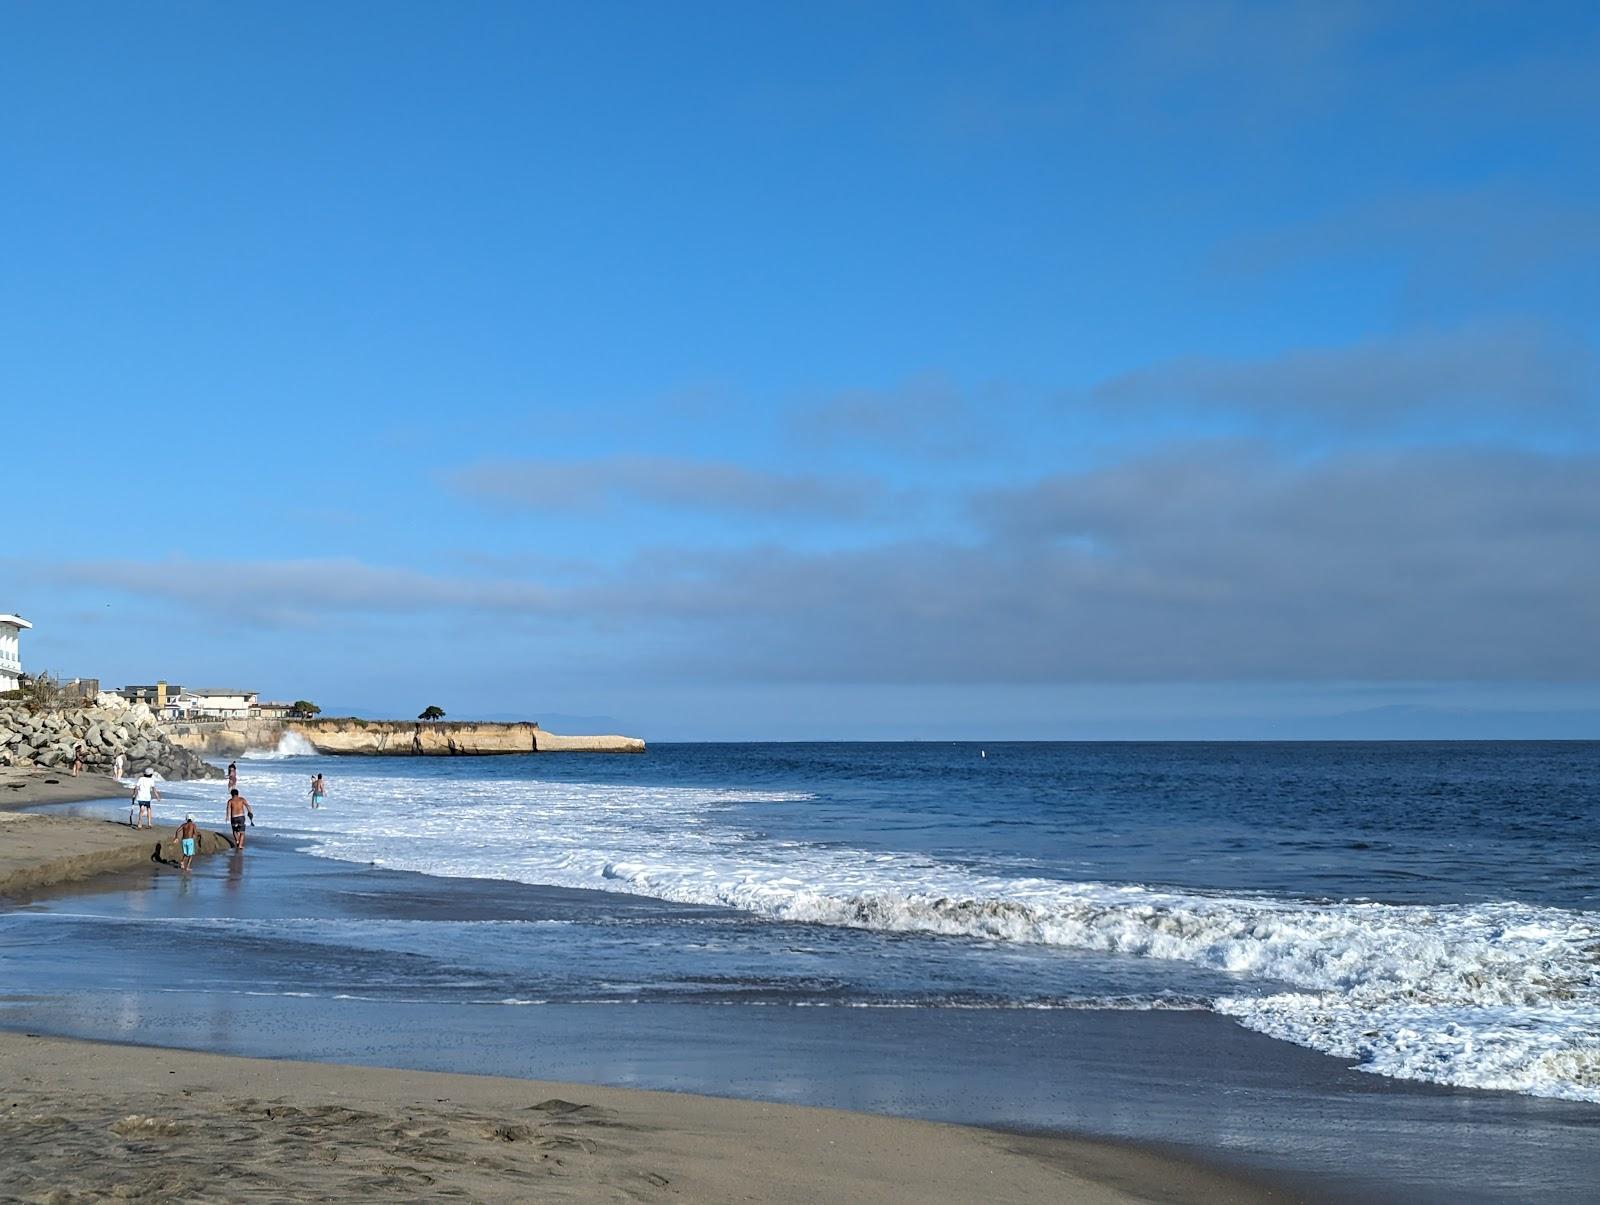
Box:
[168, 717, 645, 757]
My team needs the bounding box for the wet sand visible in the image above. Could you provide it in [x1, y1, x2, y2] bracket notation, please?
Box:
[0, 1031, 1275, 1203]
[0, 809, 234, 898]
[0, 768, 125, 811]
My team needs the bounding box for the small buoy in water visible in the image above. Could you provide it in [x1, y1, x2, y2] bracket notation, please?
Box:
[981, 750, 986, 758]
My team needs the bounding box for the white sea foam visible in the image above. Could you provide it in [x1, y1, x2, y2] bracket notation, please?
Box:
[232, 765, 1600, 1102]
[240, 732, 317, 760]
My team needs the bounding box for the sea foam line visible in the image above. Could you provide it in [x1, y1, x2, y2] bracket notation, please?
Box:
[223, 764, 1600, 1102]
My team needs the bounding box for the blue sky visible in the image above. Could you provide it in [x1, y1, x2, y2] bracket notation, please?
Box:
[3, 1, 1597, 739]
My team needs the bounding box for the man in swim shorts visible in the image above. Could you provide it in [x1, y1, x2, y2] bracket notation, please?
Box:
[309, 773, 326, 809]
[225, 788, 254, 849]
[174, 814, 200, 872]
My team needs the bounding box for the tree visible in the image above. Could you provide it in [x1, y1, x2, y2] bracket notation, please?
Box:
[419, 705, 446, 721]
[291, 700, 321, 717]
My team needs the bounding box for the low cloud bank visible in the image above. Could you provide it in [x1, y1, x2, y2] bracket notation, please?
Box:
[23, 443, 1599, 685]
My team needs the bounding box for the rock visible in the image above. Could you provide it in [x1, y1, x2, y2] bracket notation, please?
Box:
[0, 704, 223, 781]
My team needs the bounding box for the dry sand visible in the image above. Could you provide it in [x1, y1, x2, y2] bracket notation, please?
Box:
[0, 1033, 1288, 1204]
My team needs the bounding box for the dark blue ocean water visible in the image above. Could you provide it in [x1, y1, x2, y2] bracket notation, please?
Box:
[473, 740, 1600, 906]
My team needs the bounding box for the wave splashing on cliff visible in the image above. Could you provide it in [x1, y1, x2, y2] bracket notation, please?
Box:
[240, 732, 318, 760]
[237, 761, 1600, 1104]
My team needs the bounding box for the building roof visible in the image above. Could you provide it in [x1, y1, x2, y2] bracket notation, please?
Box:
[0, 614, 31, 630]
[187, 688, 258, 698]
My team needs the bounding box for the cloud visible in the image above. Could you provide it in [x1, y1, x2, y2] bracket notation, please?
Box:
[785, 376, 984, 457]
[22, 443, 1600, 684]
[588, 443, 1600, 684]
[932, 1, 1378, 145]
[27, 557, 557, 627]
[442, 455, 878, 519]
[1090, 325, 1595, 427]
[1218, 187, 1600, 308]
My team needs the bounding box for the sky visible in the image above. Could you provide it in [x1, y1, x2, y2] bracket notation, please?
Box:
[2, 1, 1598, 740]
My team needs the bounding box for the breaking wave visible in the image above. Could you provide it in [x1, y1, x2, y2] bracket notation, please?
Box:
[239, 732, 317, 760]
[235, 764, 1600, 1102]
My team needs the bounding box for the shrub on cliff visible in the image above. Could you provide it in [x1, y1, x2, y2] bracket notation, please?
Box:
[291, 700, 321, 717]
[419, 705, 446, 721]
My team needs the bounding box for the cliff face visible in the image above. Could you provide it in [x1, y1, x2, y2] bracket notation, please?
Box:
[165, 719, 283, 757]
[167, 718, 645, 756]
[295, 719, 538, 755]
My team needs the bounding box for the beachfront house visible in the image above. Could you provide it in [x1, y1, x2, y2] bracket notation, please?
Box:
[161, 691, 201, 719]
[255, 700, 295, 719]
[118, 682, 182, 712]
[186, 688, 259, 718]
[0, 613, 30, 692]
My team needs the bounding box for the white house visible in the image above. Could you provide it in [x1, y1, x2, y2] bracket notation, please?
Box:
[185, 688, 259, 718]
[0, 614, 30, 692]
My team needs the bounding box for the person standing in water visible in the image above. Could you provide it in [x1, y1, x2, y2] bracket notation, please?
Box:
[227, 761, 238, 790]
[225, 788, 254, 849]
[132, 768, 160, 829]
[174, 814, 201, 872]
[309, 773, 326, 809]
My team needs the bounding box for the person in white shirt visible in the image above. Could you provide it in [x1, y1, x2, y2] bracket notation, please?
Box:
[131, 769, 160, 829]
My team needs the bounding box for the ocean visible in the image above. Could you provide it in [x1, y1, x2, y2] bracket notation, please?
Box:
[5, 741, 1599, 1201]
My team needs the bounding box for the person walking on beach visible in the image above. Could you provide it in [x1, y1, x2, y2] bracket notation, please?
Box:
[309, 773, 326, 809]
[225, 788, 254, 849]
[112, 752, 125, 779]
[132, 768, 159, 829]
[227, 761, 238, 789]
[70, 745, 85, 776]
[174, 814, 201, 872]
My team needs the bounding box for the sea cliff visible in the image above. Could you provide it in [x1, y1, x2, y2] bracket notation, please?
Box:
[167, 718, 645, 757]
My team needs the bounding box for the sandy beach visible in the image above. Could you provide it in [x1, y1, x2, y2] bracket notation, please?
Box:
[0, 768, 126, 811]
[0, 1031, 1278, 1204]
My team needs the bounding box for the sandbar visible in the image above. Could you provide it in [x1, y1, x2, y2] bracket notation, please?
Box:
[0, 795, 233, 898]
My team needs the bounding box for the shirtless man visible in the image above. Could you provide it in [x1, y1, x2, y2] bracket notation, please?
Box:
[225, 788, 254, 849]
[174, 814, 201, 872]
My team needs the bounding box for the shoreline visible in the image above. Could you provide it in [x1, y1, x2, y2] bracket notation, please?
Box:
[0, 795, 1304, 1203]
[0, 1031, 1284, 1203]
[0, 772, 235, 897]
[12, 774, 1598, 1202]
